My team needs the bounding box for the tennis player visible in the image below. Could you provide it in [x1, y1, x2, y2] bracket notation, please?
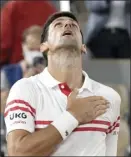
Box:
[4, 12, 121, 156]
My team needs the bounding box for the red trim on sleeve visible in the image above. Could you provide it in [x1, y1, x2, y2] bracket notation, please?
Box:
[107, 123, 120, 134]
[106, 116, 120, 134]
[108, 116, 120, 130]
[6, 100, 36, 114]
[108, 116, 120, 129]
[4, 106, 35, 118]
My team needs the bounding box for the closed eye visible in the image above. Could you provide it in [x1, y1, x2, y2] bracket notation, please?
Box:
[54, 22, 62, 27]
[72, 23, 78, 29]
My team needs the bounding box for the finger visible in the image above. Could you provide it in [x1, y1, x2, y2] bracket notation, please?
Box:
[95, 109, 107, 117]
[93, 100, 110, 106]
[68, 88, 79, 100]
[83, 96, 106, 102]
[95, 104, 109, 111]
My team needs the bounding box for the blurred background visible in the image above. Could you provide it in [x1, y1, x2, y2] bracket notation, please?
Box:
[0, 0, 130, 156]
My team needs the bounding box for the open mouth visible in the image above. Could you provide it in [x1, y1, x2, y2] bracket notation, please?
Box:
[62, 31, 73, 36]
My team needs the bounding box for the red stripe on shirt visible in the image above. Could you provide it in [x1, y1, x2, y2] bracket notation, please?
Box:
[108, 116, 120, 129]
[35, 127, 107, 133]
[6, 99, 36, 114]
[4, 106, 35, 118]
[90, 120, 110, 126]
[107, 123, 120, 134]
[35, 121, 52, 125]
[35, 120, 110, 133]
[35, 120, 110, 126]
[73, 127, 107, 132]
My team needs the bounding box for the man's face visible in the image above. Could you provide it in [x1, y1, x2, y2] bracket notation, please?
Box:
[22, 34, 43, 65]
[25, 34, 40, 51]
[47, 16, 83, 52]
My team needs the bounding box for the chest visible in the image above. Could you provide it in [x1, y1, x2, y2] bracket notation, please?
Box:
[34, 87, 113, 155]
[35, 87, 112, 131]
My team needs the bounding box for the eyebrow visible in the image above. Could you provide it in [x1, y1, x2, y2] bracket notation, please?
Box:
[52, 18, 78, 25]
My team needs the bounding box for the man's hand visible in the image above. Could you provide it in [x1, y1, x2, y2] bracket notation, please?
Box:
[67, 89, 109, 124]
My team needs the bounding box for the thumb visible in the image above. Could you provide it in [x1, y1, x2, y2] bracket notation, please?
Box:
[68, 88, 79, 100]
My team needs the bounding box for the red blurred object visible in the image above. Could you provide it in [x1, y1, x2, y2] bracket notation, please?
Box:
[0, 0, 57, 67]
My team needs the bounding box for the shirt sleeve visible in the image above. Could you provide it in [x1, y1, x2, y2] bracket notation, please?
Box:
[4, 78, 36, 135]
[105, 91, 121, 156]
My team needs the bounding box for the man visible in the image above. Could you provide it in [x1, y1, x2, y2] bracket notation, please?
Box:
[4, 12, 121, 156]
[0, 0, 56, 67]
[1, 25, 46, 112]
[1, 25, 46, 91]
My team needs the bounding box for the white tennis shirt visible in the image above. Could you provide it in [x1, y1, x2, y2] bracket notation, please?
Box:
[4, 68, 121, 156]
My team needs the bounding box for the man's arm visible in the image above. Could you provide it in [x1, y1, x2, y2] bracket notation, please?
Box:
[4, 79, 63, 156]
[105, 92, 121, 156]
[5, 78, 108, 156]
[7, 109, 79, 156]
[105, 116, 120, 156]
[7, 125, 63, 156]
[5, 79, 78, 156]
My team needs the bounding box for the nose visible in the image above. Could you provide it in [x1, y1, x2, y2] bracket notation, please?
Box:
[64, 21, 72, 28]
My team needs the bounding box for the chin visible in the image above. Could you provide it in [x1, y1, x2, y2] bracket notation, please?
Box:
[57, 41, 79, 50]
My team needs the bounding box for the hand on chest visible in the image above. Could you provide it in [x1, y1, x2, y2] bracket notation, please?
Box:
[35, 90, 113, 134]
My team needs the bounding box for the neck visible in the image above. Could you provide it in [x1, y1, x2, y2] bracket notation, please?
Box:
[48, 49, 83, 90]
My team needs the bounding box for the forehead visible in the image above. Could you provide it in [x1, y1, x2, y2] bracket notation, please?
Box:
[51, 16, 78, 25]
[26, 34, 40, 42]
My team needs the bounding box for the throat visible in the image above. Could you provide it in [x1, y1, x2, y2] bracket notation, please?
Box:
[48, 66, 84, 90]
[65, 70, 84, 90]
[48, 49, 83, 89]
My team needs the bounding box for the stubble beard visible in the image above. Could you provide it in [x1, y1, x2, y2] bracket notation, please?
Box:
[49, 46, 81, 71]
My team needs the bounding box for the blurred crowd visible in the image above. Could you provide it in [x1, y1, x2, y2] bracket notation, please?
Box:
[0, 0, 130, 156]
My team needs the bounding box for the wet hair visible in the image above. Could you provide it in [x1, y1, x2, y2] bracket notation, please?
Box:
[41, 11, 84, 43]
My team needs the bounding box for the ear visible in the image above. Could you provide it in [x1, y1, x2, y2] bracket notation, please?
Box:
[40, 42, 49, 53]
[81, 44, 87, 54]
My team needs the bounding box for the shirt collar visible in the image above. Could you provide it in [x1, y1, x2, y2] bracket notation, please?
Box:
[81, 71, 92, 92]
[40, 67, 92, 92]
[41, 67, 60, 88]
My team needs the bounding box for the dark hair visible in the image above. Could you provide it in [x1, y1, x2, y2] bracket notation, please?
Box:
[41, 11, 84, 43]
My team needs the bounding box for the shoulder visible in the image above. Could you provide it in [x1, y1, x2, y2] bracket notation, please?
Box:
[7, 76, 40, 105]
[91, 79, 121, 121]
[91, 79, 121, 106]
[10, 77, 35, 92]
